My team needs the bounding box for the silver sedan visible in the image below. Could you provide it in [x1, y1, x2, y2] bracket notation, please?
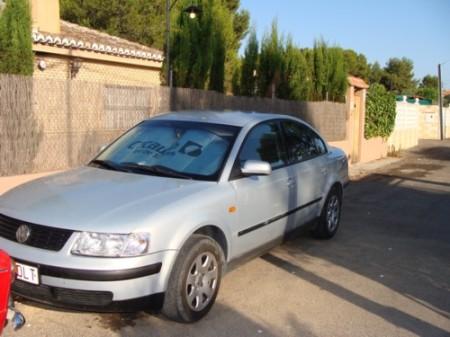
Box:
[0, 111, 348, 322]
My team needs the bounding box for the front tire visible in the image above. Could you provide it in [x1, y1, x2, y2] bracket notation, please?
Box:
[162, 234, 224, 323]
[312, 186, 342, 239]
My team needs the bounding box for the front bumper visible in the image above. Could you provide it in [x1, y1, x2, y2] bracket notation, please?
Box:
[10, 256, 169, 312]
[1, 236, 178, 311]
[12, 280, 164, 312]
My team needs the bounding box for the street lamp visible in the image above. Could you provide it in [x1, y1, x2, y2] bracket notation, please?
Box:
[165, 1, 201, 88]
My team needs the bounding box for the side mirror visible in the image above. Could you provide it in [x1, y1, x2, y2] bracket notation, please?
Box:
[241, 160, 272, 176]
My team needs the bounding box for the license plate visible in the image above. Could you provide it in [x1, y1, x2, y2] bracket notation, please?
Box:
[16, 262, 40, 285]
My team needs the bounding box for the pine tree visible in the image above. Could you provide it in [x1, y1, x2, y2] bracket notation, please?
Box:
[0, 0, 34, 75]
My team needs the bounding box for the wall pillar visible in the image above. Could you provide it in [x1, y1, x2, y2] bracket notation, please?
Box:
[31, 0, 60, 33]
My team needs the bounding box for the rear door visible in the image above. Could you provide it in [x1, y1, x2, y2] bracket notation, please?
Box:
[230, 121, 294, 257]
[281, 120, 329, 229]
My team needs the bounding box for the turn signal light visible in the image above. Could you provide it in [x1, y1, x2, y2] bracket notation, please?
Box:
[228, 206, 237, 213]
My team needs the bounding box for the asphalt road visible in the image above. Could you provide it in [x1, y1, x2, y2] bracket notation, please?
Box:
[4, 140, 450, 337]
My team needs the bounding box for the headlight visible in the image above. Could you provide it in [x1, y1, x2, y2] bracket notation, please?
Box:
[71, 232, 150, 257]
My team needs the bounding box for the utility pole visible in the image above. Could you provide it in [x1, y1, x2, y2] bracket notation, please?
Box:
[438, 64, 444, 140]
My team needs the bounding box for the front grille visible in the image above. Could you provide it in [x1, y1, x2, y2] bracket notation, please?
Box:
[0, 214, 73, 251]
[12, 280, 113, 307]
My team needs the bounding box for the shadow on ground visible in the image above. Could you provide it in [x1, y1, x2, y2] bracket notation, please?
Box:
[266, 166, 450, 336]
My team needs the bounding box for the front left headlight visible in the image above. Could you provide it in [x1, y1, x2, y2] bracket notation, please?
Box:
[71, 232, 150, 257]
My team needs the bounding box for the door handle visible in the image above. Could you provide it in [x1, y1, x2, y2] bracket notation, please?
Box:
[320, 168, 328, 175]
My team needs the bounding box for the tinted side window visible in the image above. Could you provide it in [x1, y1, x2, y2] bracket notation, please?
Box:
[283, 121, 326, 162]
[239, 122, 287, 169]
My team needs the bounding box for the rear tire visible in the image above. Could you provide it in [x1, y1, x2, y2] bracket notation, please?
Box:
[162, 234, 224, 323]
[312, 186, 342, 239]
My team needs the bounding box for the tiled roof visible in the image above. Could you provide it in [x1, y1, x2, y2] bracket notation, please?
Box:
[348, 76, 369, 89]
[32, 20, 164, 62]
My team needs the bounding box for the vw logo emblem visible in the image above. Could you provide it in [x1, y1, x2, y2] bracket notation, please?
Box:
[16, 225, 31, 243]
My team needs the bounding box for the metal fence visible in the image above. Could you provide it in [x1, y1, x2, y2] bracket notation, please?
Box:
[0, 75, 347, 176]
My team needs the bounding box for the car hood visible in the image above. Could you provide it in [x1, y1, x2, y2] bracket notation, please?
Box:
[0, 167, 214, 233]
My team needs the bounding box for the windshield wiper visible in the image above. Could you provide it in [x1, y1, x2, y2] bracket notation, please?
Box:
[90, 159, 125, 172]
[119, 162, 193, 180]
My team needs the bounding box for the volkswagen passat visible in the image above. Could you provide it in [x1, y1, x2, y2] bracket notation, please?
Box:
[0, 111, 348, 322]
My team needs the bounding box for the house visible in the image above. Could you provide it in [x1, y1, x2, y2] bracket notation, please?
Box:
[30, 0, 163, 86]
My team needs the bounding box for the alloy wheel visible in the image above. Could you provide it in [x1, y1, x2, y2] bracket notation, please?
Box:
[326, 195, 340, 232]
[185, 252, 219, 312]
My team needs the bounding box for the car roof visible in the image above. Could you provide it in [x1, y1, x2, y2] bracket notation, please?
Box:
[151, 110, 298, 128]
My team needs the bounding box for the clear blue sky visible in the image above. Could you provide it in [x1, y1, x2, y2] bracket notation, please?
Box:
[240, 0, 450, 88]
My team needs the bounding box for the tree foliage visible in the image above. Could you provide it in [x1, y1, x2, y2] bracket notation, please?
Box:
[343, 49, 369, 81]
[170, 0, 248, 92]
[240, 28, 258, 96]
[309, 40, 347, 101]
[237, 24, 347, 102]
[365, 83, 397, 139]
[380, 57, 417, 94]
[368, 61, 384, 85]
[61, 0, 166, 49]
[277, 38, 311, 101]
[415, 75, 438, 103]
[0, 0, 34, 75]
[257, 21, 283, 97]
[324, 46, 347, 102]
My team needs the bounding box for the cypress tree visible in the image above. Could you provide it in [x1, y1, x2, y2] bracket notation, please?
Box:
[231, 60, 241, 95]
[326, 47, 347, 102]
[0, 0, 34, 75]
[257, 20, 283, 98]
[313, 39, 327, 100]
[240, 28, 258, 96]
[277, 38, 310, 101]
[209, 31, 225, 92]
[171, 0, 246, 92]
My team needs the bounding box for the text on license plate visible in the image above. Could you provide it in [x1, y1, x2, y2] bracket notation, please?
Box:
[16, 262, 39, 285]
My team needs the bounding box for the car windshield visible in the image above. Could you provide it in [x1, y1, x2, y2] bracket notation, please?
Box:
[91, 120, 240, 181]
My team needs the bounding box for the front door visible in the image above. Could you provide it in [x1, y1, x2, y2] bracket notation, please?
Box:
[230, 121, 293, 258]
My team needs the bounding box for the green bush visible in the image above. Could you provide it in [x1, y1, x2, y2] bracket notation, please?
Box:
[0, 0, 34, 76]
[365, 83, 396, 139]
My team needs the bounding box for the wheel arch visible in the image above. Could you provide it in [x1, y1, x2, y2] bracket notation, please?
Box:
[193, 225, 229, 262]
[330, 181, 343, 200]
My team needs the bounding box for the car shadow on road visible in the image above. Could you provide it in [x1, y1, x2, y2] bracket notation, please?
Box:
[97, 302, 318, 337]
[265, 171, 450, 337]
